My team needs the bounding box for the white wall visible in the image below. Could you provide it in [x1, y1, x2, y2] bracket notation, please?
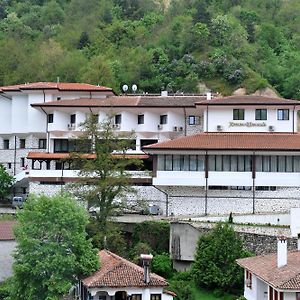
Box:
[0, 96, 11, 134]
[28, 94, 47, 133]
[153, 171, 206, 186]
[256, 172, 300, 187]
[11, 95, 28, 133]
[204, 107, 296, 133]
[153, 171, 300, 187]
[48, 111, 69, 131]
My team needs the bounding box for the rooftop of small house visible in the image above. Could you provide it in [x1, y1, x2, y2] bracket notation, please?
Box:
[82, 250, 168, 288]
[237, 250, 300, 290]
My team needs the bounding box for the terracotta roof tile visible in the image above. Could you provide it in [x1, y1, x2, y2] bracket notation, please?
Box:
[26, 152, 149, 160]
[236, 251, 300, 290]
[0, 221, 17, 240]
[82, 250, 168, 288]
[196, 95, 299, 106]
[31, 95, 207, 108]
[0, 82, 114, 93]
[144, 133, 300, 151]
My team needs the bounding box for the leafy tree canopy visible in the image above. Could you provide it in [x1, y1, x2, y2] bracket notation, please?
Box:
[10, 193, 99, 300]
[0, 164, 14, 200]
[192, 222, 251, 294]
[0, 0, 300, 97]
[70, 114, 142, 233]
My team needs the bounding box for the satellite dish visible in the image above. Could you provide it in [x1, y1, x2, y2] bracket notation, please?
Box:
[132, 84, 137, 93]
[122, 84, 128, 92]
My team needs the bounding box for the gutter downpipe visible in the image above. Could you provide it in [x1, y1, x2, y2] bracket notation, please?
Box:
[205, 150, 208, 216]
[293, 105, 295, 134]
[206, 105, 209, 132]
[40, 107, 50, 153]
[252, 151, 256, 214]
[183, 107, 187, 136]
[154, 186, 169, 217]
[14, 136, 17, 176]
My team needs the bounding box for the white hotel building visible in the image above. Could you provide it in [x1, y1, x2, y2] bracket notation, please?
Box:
[1, 81, 300, 216]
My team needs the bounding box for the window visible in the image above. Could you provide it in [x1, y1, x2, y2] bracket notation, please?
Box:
[48, 113, 54, 123]
[55, 162, 63, 170]
[57, 97, 61, 100]
[277, 109, 289, 120]
[4, 139, 9, 149]
[296, 292, 300, 300]
[138, 114, 144, 124]
[8, 163, 11, 169]
[115, 114, 122, 124]
[70, 114, 76, 124]
[150, 295, 161, 300]
[54, 139, 69, 153]
[132, 295, 142, 300]
[21, 158, 25, 168]
[39, 139, 47, 149]
[22, 187, 27, 194]
[188, 115, 196, 125]
[255, 109, 267, 120]
[208, 155, 252, 172]
[20, 139, 26, 149]
[160, 114, 168, 124]
[246, 270, 252, 289]
[233, 109, 244, 120]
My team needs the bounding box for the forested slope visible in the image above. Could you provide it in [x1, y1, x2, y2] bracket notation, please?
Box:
[1, 0, 300, 97]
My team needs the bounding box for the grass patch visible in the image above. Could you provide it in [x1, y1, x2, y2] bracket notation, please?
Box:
[192, 286, 237, 300]
[0, 214, 16, 221]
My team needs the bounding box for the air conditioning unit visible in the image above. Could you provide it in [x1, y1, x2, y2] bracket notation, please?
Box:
[178, 126, 183, 132]
[157, 124, 163, 130]
[217, 125, 223, 131]
[173, 126, 178, 132]
[113, 124, 120, 129]
[68, 124, 75, 130]
[268, 125, 275, 132]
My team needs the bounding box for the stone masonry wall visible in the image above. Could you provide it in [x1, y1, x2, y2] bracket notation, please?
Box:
[28, 182, 300, 216]
[0, 135, 46, 176]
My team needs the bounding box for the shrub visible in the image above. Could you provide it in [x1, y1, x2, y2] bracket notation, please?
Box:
[152, 253, 174, 278]
[192, 222, 251, 294]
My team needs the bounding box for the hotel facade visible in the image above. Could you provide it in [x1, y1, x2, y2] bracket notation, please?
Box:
[1, 82, 300, 216]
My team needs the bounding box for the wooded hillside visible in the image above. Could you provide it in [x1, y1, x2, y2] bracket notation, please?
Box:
[1, 0, 300, 98]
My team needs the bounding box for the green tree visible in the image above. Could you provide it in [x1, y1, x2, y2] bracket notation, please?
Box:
[71, 115, 142, 233]
[192, 222, 251, 294]
[10, 194, 99, 300]
[152, 253, 173, 278]
[0, 164, 14, 201]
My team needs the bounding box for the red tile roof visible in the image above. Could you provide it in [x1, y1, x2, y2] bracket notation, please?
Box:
[82, 250, 168, 288]
[30, 95, 207, 108]
[27, 152, 149, 160]
[0, 221, 16, 240]
[237, 251, 300, 290]
[196, 95, 299, 106]
[0, 82, 115, 93]
[143, 133, 300, 151]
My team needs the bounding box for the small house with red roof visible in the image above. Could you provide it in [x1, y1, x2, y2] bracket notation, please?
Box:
[0, 220, 17, 281]
[78, 250, 174, 300]
[237, 236, 300, 300]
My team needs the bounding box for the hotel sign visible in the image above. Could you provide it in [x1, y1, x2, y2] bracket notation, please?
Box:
[229, 122, 267, 127]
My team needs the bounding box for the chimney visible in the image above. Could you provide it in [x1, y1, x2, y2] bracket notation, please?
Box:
[140, 254, 153, 284]
[277, 236, 287, 268]
[206, 92, 212, 100]
[298, 233, 300, 251]
[161, 90, 168, 97]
